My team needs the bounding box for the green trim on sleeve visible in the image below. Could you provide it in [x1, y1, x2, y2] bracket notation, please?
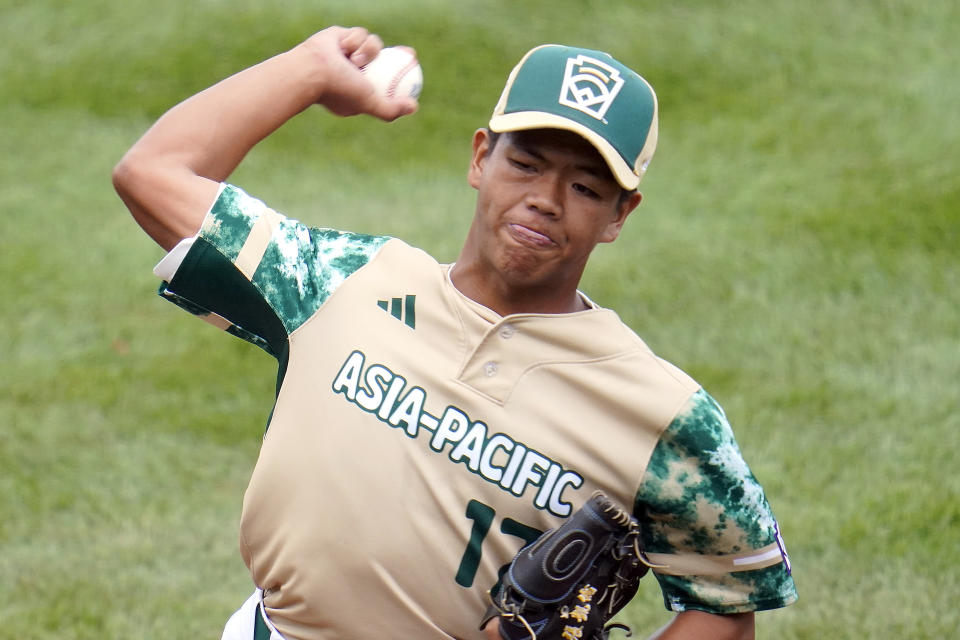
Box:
[655, 564, 798, 614]
[157, 183, 390, 378]
[163, 184, 391, 336]
[202, 185, 263, 261]
[634, 389, 797, 613]
[250, 220, 390, 334]
[165, 237, 289, 358]
[187, 184, 390, 335]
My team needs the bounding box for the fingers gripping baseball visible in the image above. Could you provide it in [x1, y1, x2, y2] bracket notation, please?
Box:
[339, 27, 382, 67]
[301, 26, 418, 121]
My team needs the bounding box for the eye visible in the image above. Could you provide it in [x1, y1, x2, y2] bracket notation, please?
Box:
[572, 182, 601, 199]
[508, 158, 537, 172]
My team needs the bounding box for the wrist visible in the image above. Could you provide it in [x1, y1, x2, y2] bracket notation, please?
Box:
[275, 44, 330, 107]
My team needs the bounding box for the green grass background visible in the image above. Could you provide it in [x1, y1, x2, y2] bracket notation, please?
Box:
[2, 0, 958, 637]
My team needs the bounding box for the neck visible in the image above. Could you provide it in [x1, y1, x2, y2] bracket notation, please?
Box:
[449, 261, 589, 316]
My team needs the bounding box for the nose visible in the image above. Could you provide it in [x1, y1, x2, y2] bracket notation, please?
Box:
[525, 172, 563, 218]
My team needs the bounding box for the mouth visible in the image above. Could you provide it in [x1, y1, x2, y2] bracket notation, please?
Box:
[507, 223, 557, 249]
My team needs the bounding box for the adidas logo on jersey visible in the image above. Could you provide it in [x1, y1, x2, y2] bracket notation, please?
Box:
[377, 295, 416, 329]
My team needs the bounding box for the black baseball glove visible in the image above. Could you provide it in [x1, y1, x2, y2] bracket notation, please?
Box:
[481, 491, 659, 640]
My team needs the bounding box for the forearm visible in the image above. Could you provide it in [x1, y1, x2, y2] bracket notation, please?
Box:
[112, 45, 324, 249]
[132, 47, 323, 182]
[648, 611, 754, 640]
[113, 26, 416, 250]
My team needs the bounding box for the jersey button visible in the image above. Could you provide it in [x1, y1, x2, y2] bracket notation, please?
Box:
[484, 361, 499, 377]
[498, 324, 515, 339]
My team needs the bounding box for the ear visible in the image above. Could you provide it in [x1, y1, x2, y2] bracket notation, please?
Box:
[467, 128, 492, 190]
[599, 191, 642, 243]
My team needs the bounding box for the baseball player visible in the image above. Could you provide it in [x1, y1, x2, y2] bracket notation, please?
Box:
[113, 26, 797, 640]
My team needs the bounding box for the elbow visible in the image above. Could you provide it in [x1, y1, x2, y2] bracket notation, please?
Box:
[111, 155, 129, 195]
[109, 149, 211, 251]
[112, 150, 145, 205]
[111, 150, 162, 232]
[110, 150, 171, 247]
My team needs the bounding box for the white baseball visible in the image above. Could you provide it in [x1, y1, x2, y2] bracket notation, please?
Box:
[361, 46, 423, 99]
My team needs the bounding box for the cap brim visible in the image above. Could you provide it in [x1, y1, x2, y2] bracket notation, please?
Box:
[489, 111, 641, 190]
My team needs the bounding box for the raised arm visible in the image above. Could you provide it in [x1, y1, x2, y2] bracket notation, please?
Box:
[112, 26, 417, 250]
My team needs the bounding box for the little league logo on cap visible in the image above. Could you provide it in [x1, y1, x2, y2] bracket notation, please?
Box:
[559, 55, 625, 123]
[489, 44, 658, 190]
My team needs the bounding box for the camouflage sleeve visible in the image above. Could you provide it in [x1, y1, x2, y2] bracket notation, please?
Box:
[633, 389, 798, 614]
[159, 184, 390, 357]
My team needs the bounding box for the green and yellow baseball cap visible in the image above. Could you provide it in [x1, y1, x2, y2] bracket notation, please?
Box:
[490, 45, 658, 189]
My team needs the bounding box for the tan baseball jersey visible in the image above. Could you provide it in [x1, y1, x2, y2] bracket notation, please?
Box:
[156, 184, 796, 640]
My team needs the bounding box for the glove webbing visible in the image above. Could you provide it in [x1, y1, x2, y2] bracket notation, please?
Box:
[487, 491, 663, 640]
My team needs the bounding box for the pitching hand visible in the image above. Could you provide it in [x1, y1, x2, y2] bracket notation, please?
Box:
[298, 26, 419, 121]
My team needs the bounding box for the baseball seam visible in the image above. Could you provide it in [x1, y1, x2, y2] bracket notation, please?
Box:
[387, 56, 420, 98]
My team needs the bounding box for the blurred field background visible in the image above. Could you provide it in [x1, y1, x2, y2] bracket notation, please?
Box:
[2, 0, 957, 637]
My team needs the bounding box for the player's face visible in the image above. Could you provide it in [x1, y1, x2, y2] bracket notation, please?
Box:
[459, 128, 641, 313]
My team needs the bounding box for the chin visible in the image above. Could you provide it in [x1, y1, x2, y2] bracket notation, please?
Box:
[497, 249, 552, 284]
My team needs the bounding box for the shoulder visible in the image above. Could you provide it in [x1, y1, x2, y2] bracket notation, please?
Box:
[200, 184, 394, 267]
[641, 389, 770, 546]
[170, 183, 404, 335]
[588, 305, 702, 411]
[569, 302, 797, 613]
